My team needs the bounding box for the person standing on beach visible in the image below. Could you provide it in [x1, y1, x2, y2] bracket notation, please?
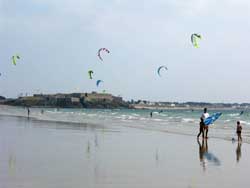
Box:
[197, 117, 204, 139]
[150, 111, 153, 118]
[27, 107, 30, 118]
[236, 121, 242, 142]
[201, 108, 209, 139]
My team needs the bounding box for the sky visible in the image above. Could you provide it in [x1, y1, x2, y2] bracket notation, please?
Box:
[1, 0, 250, 102]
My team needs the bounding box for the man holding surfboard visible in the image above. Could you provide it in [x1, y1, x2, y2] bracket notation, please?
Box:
[201, 108, 209, 139]
[198, 108, 222, 139]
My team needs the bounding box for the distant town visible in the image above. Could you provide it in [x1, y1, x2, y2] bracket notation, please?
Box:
[0, 92, 129, 109]
[0, 92, 249, 109]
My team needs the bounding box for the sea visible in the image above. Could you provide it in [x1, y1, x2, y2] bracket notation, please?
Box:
[0, 105, 249, 143]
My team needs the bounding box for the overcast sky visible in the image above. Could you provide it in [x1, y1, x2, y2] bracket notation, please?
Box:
[1, 0, 250, 102]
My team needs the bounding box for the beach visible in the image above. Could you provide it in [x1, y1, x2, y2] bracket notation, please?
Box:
[0, 113, 250, 188]
[2, 0, 250, 187]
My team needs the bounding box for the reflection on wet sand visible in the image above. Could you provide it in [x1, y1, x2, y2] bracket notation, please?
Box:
[155, 148, 159, 166]
[8, 153, 16, 176]
[155, 149, 159, 161]
[197, 139, 207, 171]
[236, 142, 242, 163]
[86, 140, 91, 159]
[95, 134, 98, 148]
[197, 139, 221, 171]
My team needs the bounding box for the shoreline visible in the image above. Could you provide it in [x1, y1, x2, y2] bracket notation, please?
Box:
[1, 113, 248, 145]
[132, 104, 247, 111]
[0, 104, 247, 111]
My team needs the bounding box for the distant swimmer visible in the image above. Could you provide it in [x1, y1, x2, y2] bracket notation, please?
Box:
[159, 110, 163, 113]
[150, 111, 153, 118]
[232, 138, 236, 143]
[239, 111, 244, 116]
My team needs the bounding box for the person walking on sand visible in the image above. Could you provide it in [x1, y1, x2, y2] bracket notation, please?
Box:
[236, 121, 242, 142]
[201, 108, 209, 139]
[150, 111, 153, 118]
[27, 107, 30, 118]
[197, 117, 204, 139]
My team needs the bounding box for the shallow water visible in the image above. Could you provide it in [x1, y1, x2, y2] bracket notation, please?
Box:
[0, 105, 249, 142]
[0, 115, 249, 188]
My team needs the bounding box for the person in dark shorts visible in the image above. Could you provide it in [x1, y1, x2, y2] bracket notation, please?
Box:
[150, 111, 153, 118]
[197, 117, 204, 139]
[201, 108, 209, 139]
[236, 121, 242, 142]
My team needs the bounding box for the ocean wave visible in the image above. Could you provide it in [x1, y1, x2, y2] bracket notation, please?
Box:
[1, 105, 250, 144]
[238, 120, 250, 125]
[228, 113, 240, 117]
[182, 118, 196, 123]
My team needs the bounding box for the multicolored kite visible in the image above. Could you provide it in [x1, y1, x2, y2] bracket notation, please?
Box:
[191, 34, 202, 48]
[97, 48, 110, 61]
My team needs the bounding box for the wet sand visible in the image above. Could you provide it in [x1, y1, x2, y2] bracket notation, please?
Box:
[0, 115, 249, 188]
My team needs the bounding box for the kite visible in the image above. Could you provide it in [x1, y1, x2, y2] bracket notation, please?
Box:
[12, 55, 20, 65]
[88, 70, 94, 79]
[157, 66, 168, 77]
[96, 80, 103, 87]
[97, 48, 110, 61]
[191, 34, 202, 48]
